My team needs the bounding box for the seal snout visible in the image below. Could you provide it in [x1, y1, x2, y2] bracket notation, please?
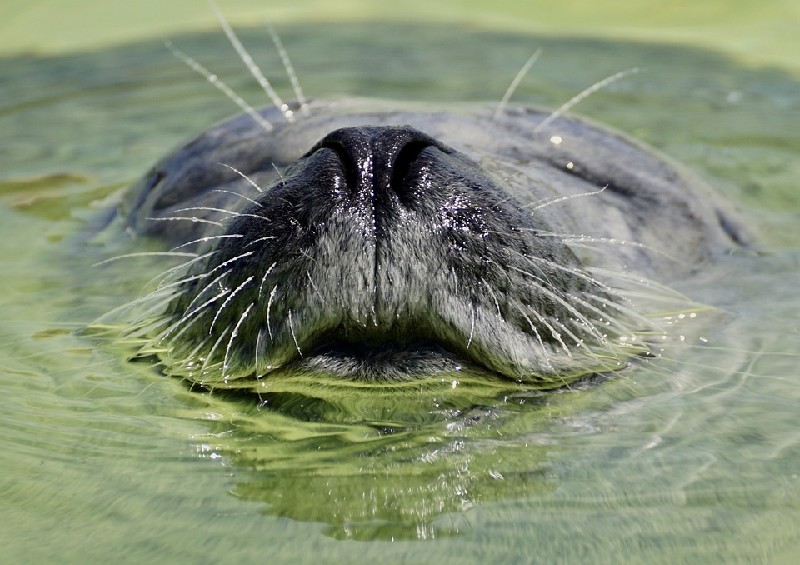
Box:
[159, 123, 640, 386]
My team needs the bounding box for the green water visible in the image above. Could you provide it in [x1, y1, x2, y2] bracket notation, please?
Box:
[1, 17, 799, 565]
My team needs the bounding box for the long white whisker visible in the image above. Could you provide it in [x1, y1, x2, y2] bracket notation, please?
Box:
[145, 251, 217, 288]
[287, 309, 302, 356]
[507, 264, 605, 341]
[534, 67, 641, 133]
[208, 0, 293, 121]
[493, 48, 542, 120]
[520, 311, 553, 371]
[216, 161, 266, 193]
[267, 23, 310, 116]
[165, 41, 273, 133]
[466, 303, 476, 349]
[223, 302, 254, 382]
[210, 275, 254, 333]
[266, 285, 278, 340]
[258, 262, 278, 300]
[246, 235, 277, 249]
[481, 279, 504, 319]
[183, 335, 211, 368]
[588, 266, 687, 298]
[212, 190, 264, 209]
[271, 162, 286, 184]
[126, 312, 175, 339]
[305, 271, 329, 306]
[93, 251, 196, 267]
[158, 287, 229, 343]
[146, 215, 224, 227]
[524, 186, 606, 212]
[564, 290, 637, 335]
[171, 235, 243, 251]
[202, 326, 231, 373]
[200, 251, 255, 284]
[529, 307, 571, 357]
[255, 327, 264, 378]
[180, 269, 230, 314]
[172, 206, 266, 220]
[93, 290, 174, 323]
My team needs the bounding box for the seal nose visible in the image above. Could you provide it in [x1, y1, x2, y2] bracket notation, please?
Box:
[311, 126, 447, 207]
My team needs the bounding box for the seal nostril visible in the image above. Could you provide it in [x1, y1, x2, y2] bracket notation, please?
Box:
[390, 140, 434, 204]
[309, 127, 447, 207]
[315, 140, 359, 190]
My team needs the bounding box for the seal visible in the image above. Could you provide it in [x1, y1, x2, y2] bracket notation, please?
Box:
[117, 94, 746, 391]
[111, 14, 747, 391]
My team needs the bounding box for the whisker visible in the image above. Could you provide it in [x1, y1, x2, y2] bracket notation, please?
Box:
[144, 251, 218, 289]
[94, 290, 174, 323]
[257, 262, 278, 300]
[524, 186, 607, 212]
[180, 269, 231, 314]
[531, 308, 571, 356]
[200, 251, 256, 285]
[171, 235, 243, 251]
[564, 289, 644, 335]
[126, 313, 174, 340]
[481, 279, 504, 319]
[569, 240, 677, 263]
[507, 264, 606, 342]
[162, 288, 229, 344]
[210, 275, 254, 333]
[534, 67, 641, 133]
[588, 266, 688, 298]
[208, 0, 293, 121]
[493, 48, 542, 120]
[271, 162, 286, 184]
[172, 206, 266, 221]
[246, 236, 277, 249]
[212, 190, 264, 209]
[165, 41, 274, 133]
[287, 309, 302, 356]
[93, 251, 196, 267]
[466, 303, 476, 349]
[146, 215, 224, 227]
[265, 285, 278, 340]
[215, 162, 266, 193]
[183, 335, 212, 369]
[255, 327, 265, 377]
[267, 23, 310, 116]
[202, 326, 232, 374]
[305, 270, 329, 306]
[223, 302, 254, 381]
[506, 251, 627, 305]
[520, 310, 554, 371]
[154, 269, 220, 296]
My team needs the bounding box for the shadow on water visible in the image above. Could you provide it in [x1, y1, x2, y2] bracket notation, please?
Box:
[1, 22, 798, 553]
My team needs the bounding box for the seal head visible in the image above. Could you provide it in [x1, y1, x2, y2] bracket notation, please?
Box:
[121, 100, 746, 389]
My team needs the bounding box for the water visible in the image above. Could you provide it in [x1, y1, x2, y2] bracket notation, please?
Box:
[1, 21, 798, 564]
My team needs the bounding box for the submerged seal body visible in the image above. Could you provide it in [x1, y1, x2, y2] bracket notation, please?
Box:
[119, 97, 745, 389]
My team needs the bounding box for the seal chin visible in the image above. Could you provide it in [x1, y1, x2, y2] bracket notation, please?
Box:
[274, 341, 478, 382]
[159, 125, 641, 387]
